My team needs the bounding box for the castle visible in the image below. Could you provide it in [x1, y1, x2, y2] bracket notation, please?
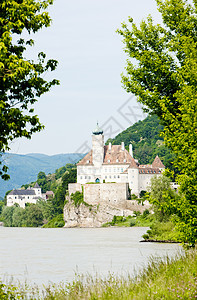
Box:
[7, 183, 54, 208]
[76, 123, 165, 196]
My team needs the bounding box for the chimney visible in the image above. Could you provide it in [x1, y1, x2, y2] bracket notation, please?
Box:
[109, 142, 112, 151]
[129, 144, 133, 157]
[121, 142, 125, 151]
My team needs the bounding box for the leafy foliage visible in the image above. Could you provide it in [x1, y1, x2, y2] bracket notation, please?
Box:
[107, 115, 177, 176]
[1, 204, 43, 227]
[43, 214, 65, 228]
[52, 168, 77, 214]
[70, 191, 91, 209]
[143, 220, 182, 242]
[1, 164, 78, 227]
[118, 0, 197, 246]
[0, 0, 59, 180]
[147, 175, 178, 222]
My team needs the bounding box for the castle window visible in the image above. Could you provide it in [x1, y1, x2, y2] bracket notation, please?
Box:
[117, 175, 120, 178]
[117, 168, 120, 172]
[108, 159, 110, 163]
[114, 175, 116, 178]
[80, 176, 82, 179]
[87, 160, 89, 163]
[121, 168, 123, 172]
[105, 176, 107, 179]
[124, 159, 126, 163]
[105, 168, 107, 172]
[89, 176, 91, 179]
[116, 159, 119, 163]
[109, 176, 111, 179]
[85, 176, 87, 179]
[113, 169, 116, 172]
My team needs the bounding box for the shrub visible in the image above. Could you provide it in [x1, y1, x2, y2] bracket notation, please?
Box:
[130, 219, 136, 227]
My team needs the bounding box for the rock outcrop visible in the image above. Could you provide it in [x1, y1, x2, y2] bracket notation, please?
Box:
[63, 202, 134, 228]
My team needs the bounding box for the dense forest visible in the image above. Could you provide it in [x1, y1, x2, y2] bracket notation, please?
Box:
[107, 115, 176, 175]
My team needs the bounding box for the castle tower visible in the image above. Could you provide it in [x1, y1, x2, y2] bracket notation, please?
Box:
[92, 123, 104, 168]
[33, 182, 42, 197]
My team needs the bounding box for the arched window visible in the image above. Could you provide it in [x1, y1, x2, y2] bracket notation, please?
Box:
[95, 178, 100, 183]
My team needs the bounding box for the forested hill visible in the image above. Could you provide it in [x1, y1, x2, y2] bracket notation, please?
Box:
[0, 153, 84, 197]
[107, 115, 175, 171]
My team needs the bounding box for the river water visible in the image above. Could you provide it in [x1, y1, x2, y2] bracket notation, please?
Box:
[0, 227, 181, 286]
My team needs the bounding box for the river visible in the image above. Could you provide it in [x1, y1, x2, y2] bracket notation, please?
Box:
[0, 227, 181, 286]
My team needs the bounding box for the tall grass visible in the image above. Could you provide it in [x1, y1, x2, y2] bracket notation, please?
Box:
[1, 250, 197, 299]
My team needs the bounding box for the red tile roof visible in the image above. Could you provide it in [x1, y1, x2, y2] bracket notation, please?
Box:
[103, 145, 133, 164]
[152, 155, 165, 168]
[138, 167, 162, 174]
[77, 150, 93, 166]
[77, 146, 165, 172]
[77, 145, 133, 166]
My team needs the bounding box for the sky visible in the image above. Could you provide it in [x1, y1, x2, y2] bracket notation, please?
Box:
[9, 0, 162, 155]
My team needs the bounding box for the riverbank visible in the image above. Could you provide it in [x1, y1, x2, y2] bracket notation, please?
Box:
[1, 249, 196, 299]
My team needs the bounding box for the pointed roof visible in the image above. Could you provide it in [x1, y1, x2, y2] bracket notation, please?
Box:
[92, 122, 103, 135]
[77, 145, 134, 166]
[103, 145, 133, 164]
[152, 155, 165, 168]
[77, 150, 93, 165]
[128, 157, 139, 169]
[34, 182, 41, 189]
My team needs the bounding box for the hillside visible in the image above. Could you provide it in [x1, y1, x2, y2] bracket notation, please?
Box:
[107, 115, 176, 171]
[0, 115, 176, 198]
[0, 153, 84, 197]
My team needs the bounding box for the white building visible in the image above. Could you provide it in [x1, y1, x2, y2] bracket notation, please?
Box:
[7, 183, 47, 208]
[77, 124, 165, 196]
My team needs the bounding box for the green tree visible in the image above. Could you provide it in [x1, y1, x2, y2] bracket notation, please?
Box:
[118, 0, 197, 246]
[1, 206, 15, 226]
[37, 198, 55, 222]
[12, 206, 25, 227]
[0, 201, 4, 215]
[37, 171, 48, 192]
[24, 204, 43, 227]
[0, 0, 59, 180]
[148, 175, 178, 222]
[53, 168, 77, 214]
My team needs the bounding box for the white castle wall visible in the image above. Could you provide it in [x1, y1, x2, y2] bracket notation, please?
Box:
[77, 164, 130, 185]
[7, 195, 37, 209]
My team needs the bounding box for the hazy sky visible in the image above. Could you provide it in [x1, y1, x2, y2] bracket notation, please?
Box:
[9, 0, 162, 155]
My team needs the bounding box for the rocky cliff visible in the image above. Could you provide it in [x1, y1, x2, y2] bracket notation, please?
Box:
[63, 202, 134, 228]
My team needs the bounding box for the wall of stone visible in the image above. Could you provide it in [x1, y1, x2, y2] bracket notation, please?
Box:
[68, 183, 82, 195]
[68, 182, 150, 213]
[83, 184, 101, 205]
[83, 182, 129, 209]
